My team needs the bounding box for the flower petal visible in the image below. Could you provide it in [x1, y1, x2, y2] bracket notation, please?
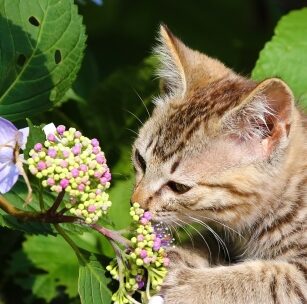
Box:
[43, 123, 57, 136]
[0, 146, 13, 163]
[18, 127, 29, 150]
[0, 162, 19, 194]
[0, 117, 17, 145]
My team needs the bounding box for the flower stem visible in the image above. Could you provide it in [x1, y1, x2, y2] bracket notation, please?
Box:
[47, 190, 65, 215]
[55, 224, 84, 261]
[0, 195, 38, 220]
[0, 195, 79, 224]
[91, 223, 132, 247]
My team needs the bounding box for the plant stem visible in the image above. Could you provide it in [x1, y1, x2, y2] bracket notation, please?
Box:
[0, 195, 79, 223]
[91, 223, 132, 247]
[55, 224, 84, 261]
[38, 182, 45, 211]
[47, 190, 65, 215]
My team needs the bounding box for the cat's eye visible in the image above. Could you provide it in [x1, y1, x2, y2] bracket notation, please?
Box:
[167, 181, 191, 194]
[135, 149, 146, 172]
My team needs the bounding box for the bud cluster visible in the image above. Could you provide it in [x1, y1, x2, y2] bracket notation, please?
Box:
[107, 203, 174, 303]
[27, 125, 111, 223]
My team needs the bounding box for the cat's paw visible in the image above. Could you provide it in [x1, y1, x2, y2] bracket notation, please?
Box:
[160, 266, 200, 304]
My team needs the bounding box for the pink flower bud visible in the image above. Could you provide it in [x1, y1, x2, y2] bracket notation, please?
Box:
[137, 235, 144, 242]
[140, 250, 147, 259]
[60, 179, 69, 189]
[79, 164, 88, 172]
[91, 138, 99, 147]
[47, 178, 55, 186]
[104, 171, 111, 182]
[100, 177, 107, 185]
[71, 168, 79, 178]
[94, 171, 102, 178]
[78, 184, 85, 191]
[96, 154, 105, 164]
[88, 205, 96, 212]
[56, 125, 66, 134]
[143, 257, 151, 264]
[74, 131, 82, 138]
[60, 160, 68, 168]
[37, 161, 47, 171]
[34, 143, 43, 152]
[48, 148, 57, 158]
[140, 218, 149, 225]
[143, 211, 152, 220]
[72, 145, 81, 155]
[47, 133, 56, 142]
[92, 146, 100, 154]
[62, 150, 70, 158]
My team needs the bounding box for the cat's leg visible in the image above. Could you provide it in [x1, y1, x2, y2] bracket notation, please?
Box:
[161, 257, 306, 304]
[166, 247, 210, 269]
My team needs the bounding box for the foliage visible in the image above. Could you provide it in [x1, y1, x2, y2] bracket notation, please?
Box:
[0, 0, 86, 121]
[0, 1, 306, 304]
[252, 8, 307, 107]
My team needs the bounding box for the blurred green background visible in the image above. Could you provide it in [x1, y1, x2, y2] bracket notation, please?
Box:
[1, 0, 307, 303]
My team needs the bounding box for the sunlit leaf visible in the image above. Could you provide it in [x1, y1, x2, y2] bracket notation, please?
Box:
[0, 0, 86, 120]
[252, 8, 307, 107]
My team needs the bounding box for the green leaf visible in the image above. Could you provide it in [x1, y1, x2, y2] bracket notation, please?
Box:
[0, 0, 86, 121]
[24, 119, 46, 159]
[23, 234, 79, 302]
[252, 8, 307, 106]
[0, 180, 54, 235]
[78, 253, 112, 304]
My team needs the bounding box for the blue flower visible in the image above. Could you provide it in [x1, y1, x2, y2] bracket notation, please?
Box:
[0, 117, 29, 194]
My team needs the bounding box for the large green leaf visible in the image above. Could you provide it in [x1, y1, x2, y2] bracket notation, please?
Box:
[22, 234, 79, 302]
[0, 0, 86, 120]
[252, 8, 307, 106]
[78, 254, 112, 304]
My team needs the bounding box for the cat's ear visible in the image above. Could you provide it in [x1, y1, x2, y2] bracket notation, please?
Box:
[225, 78, 295, 157]
[155, 24, 230, 98]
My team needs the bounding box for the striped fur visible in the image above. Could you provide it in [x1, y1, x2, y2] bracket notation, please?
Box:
[132, 25, 307, 303]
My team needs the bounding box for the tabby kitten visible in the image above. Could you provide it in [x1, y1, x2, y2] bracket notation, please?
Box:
[132, 25, 307, 304]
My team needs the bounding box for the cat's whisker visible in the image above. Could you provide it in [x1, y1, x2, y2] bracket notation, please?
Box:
[133, 89, 150, 118]
[164, 222, 175, 243]
[188, 216, 231, 264]
[124, 109, 144, 126]
[176, 218, 212, 263]
[125, 128, 139, 137]
[195, 213, 246, 241]
[172, 218, 195, 248]
[169, 220, 183, 244]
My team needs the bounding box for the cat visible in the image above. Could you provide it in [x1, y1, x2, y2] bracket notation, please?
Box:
[131, 25, 307, 304]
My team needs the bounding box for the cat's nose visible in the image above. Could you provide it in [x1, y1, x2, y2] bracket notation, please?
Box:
[131, 187, 151, 210]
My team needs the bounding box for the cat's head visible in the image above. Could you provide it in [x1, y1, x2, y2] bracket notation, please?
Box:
[132, 25, 296, 229]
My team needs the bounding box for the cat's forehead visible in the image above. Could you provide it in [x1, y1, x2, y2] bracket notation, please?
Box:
[138, 78, 256, 161]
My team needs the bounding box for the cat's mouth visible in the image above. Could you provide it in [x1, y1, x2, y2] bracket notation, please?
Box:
[151, 210, 183, 226]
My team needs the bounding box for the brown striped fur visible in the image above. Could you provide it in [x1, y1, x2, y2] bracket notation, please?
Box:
[132, 25, 307, 303]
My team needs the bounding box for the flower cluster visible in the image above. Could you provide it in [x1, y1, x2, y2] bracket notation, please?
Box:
[27, 125, 111, 223]
[107, 203, 174, 304]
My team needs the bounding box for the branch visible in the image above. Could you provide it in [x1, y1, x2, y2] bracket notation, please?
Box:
[46, 190, 65, 216]
[91, 223, 132, 248]
[0, 195, 79, 224]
